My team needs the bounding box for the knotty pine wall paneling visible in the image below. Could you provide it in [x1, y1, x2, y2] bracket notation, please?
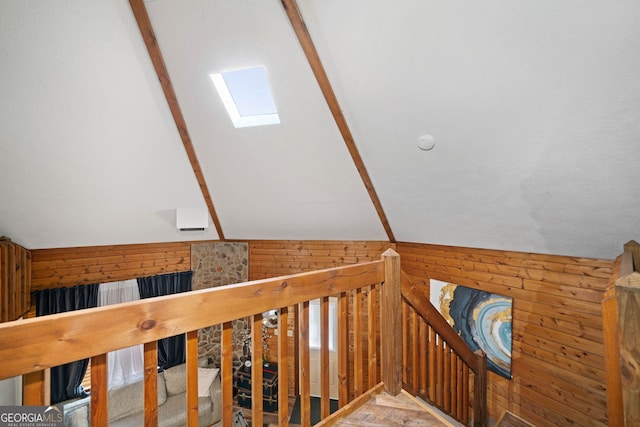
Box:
[30, 242, 192, 291]
[29, 237, 611, 425]
[396, 242, 613, 427]
[249, 240, 392, 397]
[29, 240, 390, 398]
[249, 240, 393, 280]
[0, 237, 31, 322]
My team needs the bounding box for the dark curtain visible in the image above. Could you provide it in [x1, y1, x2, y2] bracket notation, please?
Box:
[33, 284, 99, 404]
[137, 271, 192, 369]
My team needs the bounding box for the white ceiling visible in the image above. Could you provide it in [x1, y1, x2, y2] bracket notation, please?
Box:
[1, 0, 639, 259]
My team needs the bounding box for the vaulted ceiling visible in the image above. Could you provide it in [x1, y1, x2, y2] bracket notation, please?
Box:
[1, 0, 639, 259]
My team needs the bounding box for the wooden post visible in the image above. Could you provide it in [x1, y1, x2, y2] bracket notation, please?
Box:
[337, 292, 349, 407]
[444, 343, 451, 412]
[320, 296, 331, 417]
[473, 350, 487, 427]
[381, 249, 402, 395]
[618, 285, 640, 426]
[353, 288, 363, 397]
[186, 331, 199, 427]
[251, 314, 263, 427]
[277, 307, 289, 427]
[144, 341, 159, 427]
[624, 240, 640, 270]
[299, 301, 311, 427]
[22, 371, 45, 406]
[221, 322, 234, 426]
[603, 256, 624, 426]
[367, 286, 378, 389]
[90, 353, 108, 426]
[617, 241, 640, 426]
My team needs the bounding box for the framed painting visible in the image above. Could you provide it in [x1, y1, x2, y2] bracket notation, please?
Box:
[430, 279, 513, 379]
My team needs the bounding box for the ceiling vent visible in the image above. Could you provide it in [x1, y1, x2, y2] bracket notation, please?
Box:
[176, 208, 208, 231]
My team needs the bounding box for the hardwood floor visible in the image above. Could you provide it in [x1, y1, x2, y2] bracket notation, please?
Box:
[327, 391, 459, 427]
[234, 391, 459, 427]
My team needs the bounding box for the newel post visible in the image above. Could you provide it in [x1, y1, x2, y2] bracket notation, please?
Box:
[617, 240, 640, 426]
[381, 249, 402, 395]
[473, 350, 488, 427]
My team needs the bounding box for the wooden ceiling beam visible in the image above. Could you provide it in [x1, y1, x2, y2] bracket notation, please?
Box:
[128, 0, 225, 240]
[280, 0, 396, 243]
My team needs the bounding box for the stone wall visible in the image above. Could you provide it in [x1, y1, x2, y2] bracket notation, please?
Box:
[191, 242, 248, 290]
[191, 242, 248, 369]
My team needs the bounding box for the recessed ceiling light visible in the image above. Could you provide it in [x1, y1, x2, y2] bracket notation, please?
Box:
[211, 66, 280, 128]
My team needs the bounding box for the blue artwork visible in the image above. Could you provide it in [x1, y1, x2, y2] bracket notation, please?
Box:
[430, 280, 512, 379]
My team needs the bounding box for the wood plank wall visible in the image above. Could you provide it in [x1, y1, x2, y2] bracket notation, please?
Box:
[29, 239, 390, 398]
[0, 238, 31, 322]
[249, 240, 392, 280]
[396, 242, 613, 427]
[249, 240, 393, 396]
[31, 242, 192, 291]
[28, 238, 616, 425]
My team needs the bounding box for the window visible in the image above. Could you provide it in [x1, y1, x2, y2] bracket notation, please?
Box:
[98, 280, 144, 388]
[309, 298, 337, 351]
[210, 66, 280, 128]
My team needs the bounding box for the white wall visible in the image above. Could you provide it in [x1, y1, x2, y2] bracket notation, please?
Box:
[0, 376, 22, 405]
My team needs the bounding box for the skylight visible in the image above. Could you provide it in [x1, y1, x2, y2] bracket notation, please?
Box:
[210, 66, 280, 128]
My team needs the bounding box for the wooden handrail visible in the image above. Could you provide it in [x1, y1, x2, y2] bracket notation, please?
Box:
[0, 261, 383, 379]
[401, 272, 487, 427]
[0, 250, 431, 426]
[0, 257, 393, 427]
[401, 276, 479, 370]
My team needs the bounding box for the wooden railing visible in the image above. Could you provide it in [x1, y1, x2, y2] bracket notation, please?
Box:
[401, 273, 487, 427]
[602, 240, 640, 426]
[0, 248, 488, 426]
[0, 250, 401, 426]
